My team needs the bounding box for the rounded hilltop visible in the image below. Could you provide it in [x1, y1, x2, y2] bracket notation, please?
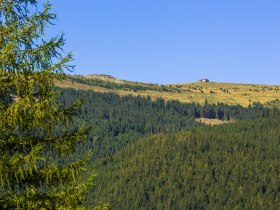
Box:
[86, 74, 115, 79]
[84, 74, 124, 84]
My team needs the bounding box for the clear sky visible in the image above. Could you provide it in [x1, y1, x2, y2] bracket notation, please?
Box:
[47, 0, 280, 85]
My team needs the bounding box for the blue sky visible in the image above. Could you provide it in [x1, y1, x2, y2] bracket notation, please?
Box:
[47, 0, 280, 85]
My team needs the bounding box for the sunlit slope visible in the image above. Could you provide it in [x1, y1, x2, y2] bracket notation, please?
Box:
[55, 74, 280, 107]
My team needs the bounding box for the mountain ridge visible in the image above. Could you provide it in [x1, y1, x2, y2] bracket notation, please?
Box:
[72, 74, 280, 86]
[55, 74, 280, 107]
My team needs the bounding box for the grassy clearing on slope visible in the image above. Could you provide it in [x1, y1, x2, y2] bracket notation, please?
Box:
[195, 118, 235, 126]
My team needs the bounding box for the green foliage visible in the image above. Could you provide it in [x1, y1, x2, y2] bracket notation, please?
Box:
[1, 1, 277, 209]
[0, 1, 94, 209]
[89, 114, 280, 209]
[56, 88, 278, 209]
[58, 88, 269, 161]
[57, 89, 199, 162]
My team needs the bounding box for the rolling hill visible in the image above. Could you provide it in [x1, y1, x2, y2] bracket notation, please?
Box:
[87, 113, 280, 209]
[56, 74, 280, 107]
[55, 80, 280, 209]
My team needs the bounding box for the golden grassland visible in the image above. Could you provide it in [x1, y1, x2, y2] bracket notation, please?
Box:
[55, 77, 280, 107]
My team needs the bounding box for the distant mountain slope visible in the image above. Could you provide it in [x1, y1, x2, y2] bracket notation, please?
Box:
[55, 74, 280, 107]
[55, 83, 280, 209]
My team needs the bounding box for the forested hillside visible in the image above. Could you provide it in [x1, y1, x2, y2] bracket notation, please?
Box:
[56, 87, 280, 209]
[3, 1, 279, 209]
[57, 87, 271, 160]
[88, 113, 280, 209]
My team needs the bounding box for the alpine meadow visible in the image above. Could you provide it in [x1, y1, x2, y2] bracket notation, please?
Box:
[1, 1, 280, 210]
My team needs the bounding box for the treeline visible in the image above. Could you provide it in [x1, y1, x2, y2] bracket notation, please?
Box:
[88, 113, 280, 209]
[56, 87, 279, 209]
[66, 75, 181, 92]
[56, 88, 274, 160]
[58, 87, 272, 124]
[57, 88, 198, 160]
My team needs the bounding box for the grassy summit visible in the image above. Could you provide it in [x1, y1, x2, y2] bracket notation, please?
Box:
[56, 74, 280, 107]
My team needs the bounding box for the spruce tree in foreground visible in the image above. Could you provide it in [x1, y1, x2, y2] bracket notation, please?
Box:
[0, 1, 105, 209]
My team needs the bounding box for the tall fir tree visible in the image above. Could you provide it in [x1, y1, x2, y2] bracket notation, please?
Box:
[0, 1, 106, 209]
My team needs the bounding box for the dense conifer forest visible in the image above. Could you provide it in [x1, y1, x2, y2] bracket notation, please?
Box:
[57, 88, 272, 159]
[90, 115, 280, 209]
[56, 87, 280, 209]
[3, 1, 279, 209]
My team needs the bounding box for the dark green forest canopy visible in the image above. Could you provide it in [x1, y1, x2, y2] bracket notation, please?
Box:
[56, 87, 273, 160]
[89, 114, 280, 210]
[56, 87, 280, 209]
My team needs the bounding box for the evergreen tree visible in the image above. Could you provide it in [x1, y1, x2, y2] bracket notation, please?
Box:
[0, 1, 103, 209]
